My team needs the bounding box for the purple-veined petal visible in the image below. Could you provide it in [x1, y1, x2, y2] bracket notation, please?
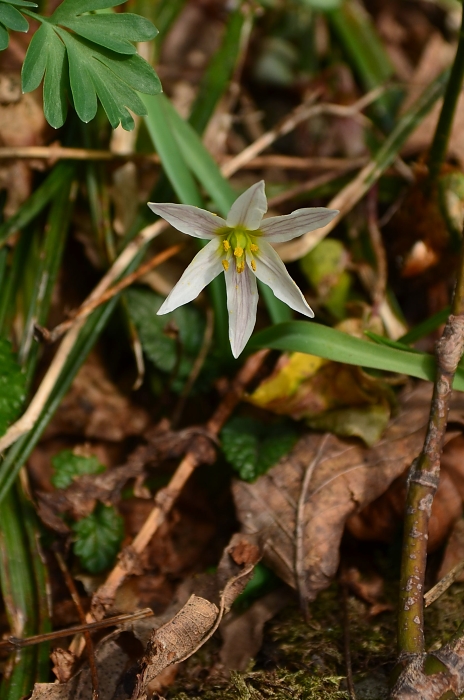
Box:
[158, 239, 223, 315]
[226, 181, 267, 231]
[148, 202, 227, 239]
[251, 240, 314, 318]
[260, 207, 339, 242]
[225, 262, 258, 358]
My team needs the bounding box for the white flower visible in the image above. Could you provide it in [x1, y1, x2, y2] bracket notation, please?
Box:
[148, 181, 338, 358]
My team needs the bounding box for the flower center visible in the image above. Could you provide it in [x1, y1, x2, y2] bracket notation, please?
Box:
[219, 227, 260, 274]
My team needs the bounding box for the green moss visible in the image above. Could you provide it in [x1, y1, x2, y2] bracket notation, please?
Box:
[166, 582, 464, 700]
[172, 669, 348, 700]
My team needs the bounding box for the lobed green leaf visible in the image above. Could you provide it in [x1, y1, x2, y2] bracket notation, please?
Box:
[21, 0, 161, 130]
[61, 14, 157, 55]
[51, 450, 105, 490]
[221, 416, 298, 482]
[72, 503, 124, 573]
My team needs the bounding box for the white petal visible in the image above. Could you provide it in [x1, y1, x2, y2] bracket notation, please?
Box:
[158, 239, 223, 314]
[251, 240, 314, 318]
[148, 203, 226, 239]
[225, 263, 258, 358]
[260, 208, 339, 242]
[226, 181, 267, 231]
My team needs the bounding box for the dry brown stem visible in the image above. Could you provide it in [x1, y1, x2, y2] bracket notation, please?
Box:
[55, 552, 100, 700]
[90, 349, 269, 620]
[42, 243, 183, 344]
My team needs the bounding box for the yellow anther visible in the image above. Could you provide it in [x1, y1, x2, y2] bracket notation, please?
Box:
[234, 246, 244, 258]
[251, 260, 256, 271]
[222, 260, 229, 271]
[223, 240, 230, 251]
[237, 262, 245, 273]
[250, 243, 259, 252]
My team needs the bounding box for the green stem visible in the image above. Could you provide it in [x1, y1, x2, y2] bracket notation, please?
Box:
[397, 233, 464, 656]
[428, 4, 464, 184]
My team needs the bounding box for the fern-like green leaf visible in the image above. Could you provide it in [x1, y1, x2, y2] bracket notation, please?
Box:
[0, 0, 36, 50]
[21, 0, 161, 130]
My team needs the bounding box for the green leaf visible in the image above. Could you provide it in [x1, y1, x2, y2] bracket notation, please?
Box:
[60, 14, 157, 55]
[0, 339, 26, 438]
[72, 503, 124, 573]
[21, 0, 161, 130]
[51, 449, 105, 489]
[1, 0, 37, 6]
[125, 287, 207, 391]
[0, 0, 36, 49]
[221, 416, 298, 482]
[251, 321, 464, 392]
[0, 3, 28, 31]
[22, 23, 69, 129]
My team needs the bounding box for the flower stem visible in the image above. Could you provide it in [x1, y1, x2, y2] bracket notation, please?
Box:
[428, 4, 464, 185]
[397, 234, 464, 656]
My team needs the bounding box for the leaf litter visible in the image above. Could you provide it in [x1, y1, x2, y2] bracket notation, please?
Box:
[5, 1, 464, 698]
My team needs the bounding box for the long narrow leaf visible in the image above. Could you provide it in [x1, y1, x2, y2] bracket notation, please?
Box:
[251, 321, 464, 391]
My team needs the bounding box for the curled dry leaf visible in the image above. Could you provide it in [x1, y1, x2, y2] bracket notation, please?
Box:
[233, 383, 464, 604]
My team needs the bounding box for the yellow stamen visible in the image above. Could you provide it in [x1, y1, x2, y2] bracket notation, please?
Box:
[237, 262, 245, 273]
[251, 260, 256, 271]
[250, 243, 259, 252]
[223, 240, 230, 251]
[222, 260, 229, 271]
[234, 246, 244, 258]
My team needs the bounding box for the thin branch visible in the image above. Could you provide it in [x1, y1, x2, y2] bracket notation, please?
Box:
[221, 88, 383, 178]
[397, 233, 464, 655]
[40, 243, 183, 344]
[56, 552, 100, 700]
[424, 559, 464, 608]
[0, 608, 153, 650]
[90, 349, 269, 620]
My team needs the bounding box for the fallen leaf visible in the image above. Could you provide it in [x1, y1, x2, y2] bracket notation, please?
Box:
[44, 354, 149, 442]
[219, 588, 290, 671]
[233, 384, 464, 604]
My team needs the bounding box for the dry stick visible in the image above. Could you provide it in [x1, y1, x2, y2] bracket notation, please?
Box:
[42, 243, 183, 344]
[0, 219, 168, 453]
[91, 349, 269, 620]
[424, 559, 464, 608]
[0, 145, 366, 173]
[55, 552, 100, 700]
[397, 233, 464, 656]
[0, 608, 154, 650]
[221, 87, 383, 179]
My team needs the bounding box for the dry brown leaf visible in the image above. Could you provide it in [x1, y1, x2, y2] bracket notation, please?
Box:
[233, 383, 464, 604]
[219, 588, 291, 672]
[44, 354, 149, 442]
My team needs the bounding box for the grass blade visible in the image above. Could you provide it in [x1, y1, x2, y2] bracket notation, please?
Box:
[251, 320, 464, 391]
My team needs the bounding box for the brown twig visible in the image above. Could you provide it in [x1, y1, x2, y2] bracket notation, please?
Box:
[424, 558, 464, 608]
[55, 552, 100, 700]
[0, 608, 153, 650]
[90, 349, 269, 620]
[221, 88, 382, 179]
[40, 243, 183, 344]
[397, 233, 464, 656]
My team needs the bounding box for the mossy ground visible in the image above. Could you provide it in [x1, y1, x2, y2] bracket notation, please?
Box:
[166, 582, 464, 699]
